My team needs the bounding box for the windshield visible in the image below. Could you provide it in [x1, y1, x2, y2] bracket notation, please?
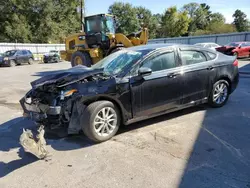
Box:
[92, 50, 145, 75]
[227, 42, 239, 47]
[4, 50, 17, 57]
[102, 16, 115, 34]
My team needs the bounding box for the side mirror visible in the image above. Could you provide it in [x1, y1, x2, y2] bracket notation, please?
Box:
[138, 67, 152, 76]
[238, 46, 241, 49]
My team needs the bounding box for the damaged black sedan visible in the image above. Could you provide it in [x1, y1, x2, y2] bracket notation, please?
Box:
[20, 44, 239, 142]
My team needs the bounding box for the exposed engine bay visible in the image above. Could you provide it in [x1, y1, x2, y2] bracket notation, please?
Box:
[19, 66, 112, 158]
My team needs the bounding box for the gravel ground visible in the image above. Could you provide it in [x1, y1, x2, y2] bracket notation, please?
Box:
[0, 60, 250, 188]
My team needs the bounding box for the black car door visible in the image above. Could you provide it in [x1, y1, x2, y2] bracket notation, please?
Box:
[15, 51, 23, 64]
[130, 49, 183, 118]
[178, 48, 215, 105]
[22, 50, 29, 63]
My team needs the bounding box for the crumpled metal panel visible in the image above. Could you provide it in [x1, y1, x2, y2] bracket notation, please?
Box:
[20, 125, 48, 159]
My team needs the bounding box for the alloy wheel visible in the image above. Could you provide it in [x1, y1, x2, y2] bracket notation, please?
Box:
[213, 82, 228, 104]
[94, 107, 117, 137]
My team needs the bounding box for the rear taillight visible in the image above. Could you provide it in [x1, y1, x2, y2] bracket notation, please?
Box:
[233, 59, 238, 67]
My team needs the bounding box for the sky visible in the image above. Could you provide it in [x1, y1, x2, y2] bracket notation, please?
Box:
[85, 0, 250, 23]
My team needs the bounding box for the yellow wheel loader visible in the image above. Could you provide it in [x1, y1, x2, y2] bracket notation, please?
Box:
[60, 14, 148, 67]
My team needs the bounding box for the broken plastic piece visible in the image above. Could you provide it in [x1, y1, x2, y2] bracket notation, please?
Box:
[20, 125, 48, 159]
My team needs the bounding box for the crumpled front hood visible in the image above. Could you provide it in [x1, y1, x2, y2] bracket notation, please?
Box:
[31, 65, 104, 89]
[216, 46, 236, 53]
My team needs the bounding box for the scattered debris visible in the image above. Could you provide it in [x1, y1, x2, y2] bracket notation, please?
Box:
[67, 165, 72, 167]
[20, 125, 48, 159]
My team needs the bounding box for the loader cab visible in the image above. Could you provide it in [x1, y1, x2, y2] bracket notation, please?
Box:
[84, 14, 116, 49]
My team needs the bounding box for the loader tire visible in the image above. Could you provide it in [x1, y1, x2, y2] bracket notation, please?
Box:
[71, 51, 92, 67]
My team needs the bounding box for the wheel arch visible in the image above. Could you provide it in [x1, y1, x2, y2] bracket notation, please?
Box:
[217, 76, 232, 93]
[82, 96, 127, 124]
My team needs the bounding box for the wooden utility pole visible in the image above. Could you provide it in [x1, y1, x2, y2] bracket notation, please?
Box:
[80, 0, 84, 31]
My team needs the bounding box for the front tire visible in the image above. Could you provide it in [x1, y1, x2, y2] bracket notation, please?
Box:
[9, 60, 16, 67]
[71, 51, 92, 67]
[81, 101, 120, 143]
[208, 80, 230, 108]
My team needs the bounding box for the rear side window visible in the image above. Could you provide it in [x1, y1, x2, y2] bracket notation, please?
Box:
[180, 50, 207, 65]
[206, 52, 217, 60]
[22, 50, 28, 55]
[142, 52, 176, 72]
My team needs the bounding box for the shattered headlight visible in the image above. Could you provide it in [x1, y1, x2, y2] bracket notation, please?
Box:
[60, 89, 77, 100]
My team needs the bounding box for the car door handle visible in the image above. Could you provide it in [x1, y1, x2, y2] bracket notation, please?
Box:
[167, 72, 180, 78]
[207, 66, 214, 70]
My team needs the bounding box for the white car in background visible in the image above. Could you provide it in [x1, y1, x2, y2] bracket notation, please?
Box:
[194, 43, 221, 50]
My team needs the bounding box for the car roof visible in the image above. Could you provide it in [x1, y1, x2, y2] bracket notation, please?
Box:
[128, 43, 216, 53]
[230, 42, 246, 44]
[195, 42, 218, 45]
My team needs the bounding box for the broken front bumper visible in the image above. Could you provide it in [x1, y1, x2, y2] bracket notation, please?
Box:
[20, 97, 61, 121]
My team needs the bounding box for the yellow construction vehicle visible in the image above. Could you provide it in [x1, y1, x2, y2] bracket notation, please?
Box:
[60, 14, 148, 67]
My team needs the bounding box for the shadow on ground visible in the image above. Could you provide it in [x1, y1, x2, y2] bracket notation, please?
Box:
[178, 64, 250, 187]
[0, 148, 38, 178]
[0, 105, 204, 178]
[1, 62, 250, 183]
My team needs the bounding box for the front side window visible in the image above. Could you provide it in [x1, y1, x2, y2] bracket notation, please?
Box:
[142, 52, 176, 72]
[4, 50, 17, 57]
[180, 50, 207, 65]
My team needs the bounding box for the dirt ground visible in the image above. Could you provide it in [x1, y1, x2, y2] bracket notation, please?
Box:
[0, 60, 250, 188]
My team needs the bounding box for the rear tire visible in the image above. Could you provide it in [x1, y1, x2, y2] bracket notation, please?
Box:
[28, 58, 34, 65]
[71, 51, 92, 67]
[81, 101, 120, 143]
[208, 80, 230, 108]
[9, 60, 16, 67]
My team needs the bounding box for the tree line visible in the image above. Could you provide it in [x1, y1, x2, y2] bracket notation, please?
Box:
[0, 1, 249, 43]
[0, 0, 81, 43]
[109, 2, 250, 39]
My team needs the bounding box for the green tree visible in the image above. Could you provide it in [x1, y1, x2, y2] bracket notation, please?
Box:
[210, 12, 226, 24]
[182, 3, 212, 35]
[108, 2, 140, 35]
[159, 7, 190, 37]
[0, 0, 81, 43]
[135, 7, 159, 38]
[233, 9, 249, 32]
